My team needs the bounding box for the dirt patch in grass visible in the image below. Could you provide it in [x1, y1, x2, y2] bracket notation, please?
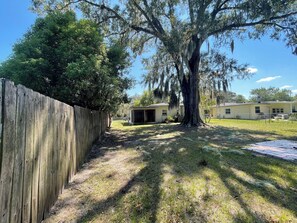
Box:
[44, 120, 297, 223]
[246, 140, 297, 161]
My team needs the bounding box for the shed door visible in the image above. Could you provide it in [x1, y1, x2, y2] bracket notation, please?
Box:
[134, 110, 145, 123]
[146, 110, 155, 122]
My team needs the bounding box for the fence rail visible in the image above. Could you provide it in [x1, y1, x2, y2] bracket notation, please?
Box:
[0, 79, 109, 223]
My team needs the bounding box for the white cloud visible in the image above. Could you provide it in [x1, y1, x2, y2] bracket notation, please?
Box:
[256, 76, 281, 83]
[280, 85, 293, 89]
[292, 89, 297, 94]
[246, 67, 258, 74]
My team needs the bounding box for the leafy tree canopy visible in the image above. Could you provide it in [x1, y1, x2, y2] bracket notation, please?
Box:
[133, 90, 157, 107]
[116, 103, 131, 117]
[0, 11, 132, 112]
[143, 48, 251, 106]
[249, 87, 295, 102]
[31, 0, 297, 126]
[216, 91, 247, 104]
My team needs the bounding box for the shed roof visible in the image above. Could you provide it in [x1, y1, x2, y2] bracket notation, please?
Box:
[130, 103, 183, 110]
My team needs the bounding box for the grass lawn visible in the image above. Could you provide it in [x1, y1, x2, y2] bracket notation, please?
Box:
[45, 119, 297, 223]
[210, 119, 297, 139]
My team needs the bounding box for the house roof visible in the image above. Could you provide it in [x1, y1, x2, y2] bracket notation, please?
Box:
[214, 101, 297, 107]
[130, 103, 183, 110]
[147, 103, 169, 107]
[130, 103, 168, 110]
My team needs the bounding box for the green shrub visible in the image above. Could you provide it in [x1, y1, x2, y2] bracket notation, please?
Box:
[289, 113, 297, 121]
[165, 115, 174, 123]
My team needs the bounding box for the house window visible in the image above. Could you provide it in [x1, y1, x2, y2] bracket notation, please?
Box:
[272, 108, 284, 114]
[225, 109, 231, 114]
[255, 106, 260, 114]
[162, 110, 167, 116]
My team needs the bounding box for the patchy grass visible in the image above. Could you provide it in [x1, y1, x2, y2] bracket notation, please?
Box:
[44, 120, 297, 223]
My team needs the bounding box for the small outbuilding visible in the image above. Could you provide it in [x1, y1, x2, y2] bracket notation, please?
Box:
[129, 103, 184, 124]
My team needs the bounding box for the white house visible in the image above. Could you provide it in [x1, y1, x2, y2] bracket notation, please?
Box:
[211, 101, 297, 119]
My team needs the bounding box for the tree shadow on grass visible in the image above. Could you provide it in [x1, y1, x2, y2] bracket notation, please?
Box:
[76, 144, 164, 222]
[46, 121, 297, 222]
[218, 152, 297, 215]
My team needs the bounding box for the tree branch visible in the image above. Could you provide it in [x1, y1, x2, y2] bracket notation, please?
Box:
[263, 22, 297, 38]
[81, 0, 156, 36]
[209, 11, 297, 37]
[142, 0, 166, 35]
[211, 0, 242, 21]
[58, 0, 82, 10]
[218, 0, 232, 9]
[130, 0, 159, 34]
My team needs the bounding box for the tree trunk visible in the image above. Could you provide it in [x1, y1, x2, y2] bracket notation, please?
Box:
[181, 44, 204, 127]
[180, 76, 191, 125]
[108, 113, 112, 128]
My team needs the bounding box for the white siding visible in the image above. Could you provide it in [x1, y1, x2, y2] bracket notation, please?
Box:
[214, 104, 270, 119]
[155, 106, 179, 122]
[216, 105, 251, 119]
[249, 104, 270, 119]
[270, 103, 291, 114]
[212, 102, 296, 120]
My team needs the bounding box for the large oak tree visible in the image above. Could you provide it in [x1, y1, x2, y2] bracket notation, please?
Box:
[32, 0, 297, 126]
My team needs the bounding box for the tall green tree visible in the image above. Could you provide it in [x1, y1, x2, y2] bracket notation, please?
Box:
[132, 90, 161, 106]
[143, 48, 250, 109]
[32, 0, 297, 126]
[0, 11, 132, 111]
[216, 91, 247, 104]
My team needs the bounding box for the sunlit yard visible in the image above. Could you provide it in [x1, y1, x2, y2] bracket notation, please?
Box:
[45, 119, 297, 223]
[210, 119, 297, 139]
[1, 1, 296, 222]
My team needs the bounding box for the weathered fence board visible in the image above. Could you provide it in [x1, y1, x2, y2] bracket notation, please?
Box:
[31, 92, 40, 223]
[44, 97, 53, 217]
[69, 108, 77, 181]
[42, 96, 50, 219]
[0, 81, 17, 223]
[37, 94, 47, 222]
[11, 85, 26, 223]
[0, 80, 3, 177]
[0, 80, 109, 223]
[22, 88, 34, 223]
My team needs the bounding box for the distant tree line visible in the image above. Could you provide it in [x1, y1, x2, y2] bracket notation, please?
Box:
[217, 87, 296, 104]
[249, 87, 296, 102]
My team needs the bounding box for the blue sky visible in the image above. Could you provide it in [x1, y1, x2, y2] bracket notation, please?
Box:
[1, 0, 296, 99]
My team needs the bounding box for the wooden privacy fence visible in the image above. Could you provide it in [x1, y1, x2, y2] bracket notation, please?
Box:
[0, 79, 109, 223]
